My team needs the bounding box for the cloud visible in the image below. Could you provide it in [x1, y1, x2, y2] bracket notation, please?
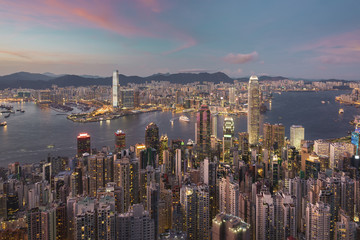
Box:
[297, 30, 360, 65]
[224, 51, 258, 64]
[0, 0, 195, 52]
[0, 50, 31, 60]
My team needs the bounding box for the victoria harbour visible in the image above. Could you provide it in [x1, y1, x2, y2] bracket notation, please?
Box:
[0, 90, 355, 166]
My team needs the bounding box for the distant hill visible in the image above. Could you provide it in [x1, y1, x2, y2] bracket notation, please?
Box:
[0, 71, 356, 90]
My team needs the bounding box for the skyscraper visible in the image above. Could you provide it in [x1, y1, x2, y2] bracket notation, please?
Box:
[120, 89, 134, 109]
[229, 87, 235, 104]
[77, 133, 90, 157]
[115, 130, 126, 152]
[145, 123, 159, 152]
[196, 105, 211, 160]
[290, 125, 305, 149]
[112, 70, 119, 108]
[247, 75, 260, 145]
[305, 202, 331, 240]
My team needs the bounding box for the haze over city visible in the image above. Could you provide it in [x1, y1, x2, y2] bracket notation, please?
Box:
[1, 0, 360, 79]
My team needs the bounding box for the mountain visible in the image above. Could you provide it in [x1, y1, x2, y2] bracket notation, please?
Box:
[0, 71, 356, 90]
[0, 72, 54, 81]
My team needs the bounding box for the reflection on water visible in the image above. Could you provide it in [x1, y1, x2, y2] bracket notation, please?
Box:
[0, 90, 358, 166]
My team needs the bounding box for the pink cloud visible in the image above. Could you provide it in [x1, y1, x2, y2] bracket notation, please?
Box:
[0, 50, 31, 60]
[297, 30, 360, 64]
[224, 51, 258, 64]
[0, 0, 195, 52]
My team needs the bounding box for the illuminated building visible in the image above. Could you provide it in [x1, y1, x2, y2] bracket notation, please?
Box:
[256, 191, 297, 240]
[335, 210, 357, 240]
[27, 208, 42, 240]
[314, 139, 330, 156]
[219, 176, 239, 216]
[159, 135, 168, 165]
[75, 198, 96, 240]
[247, 75, 260, 145]
[135, 143, 146, 159]
[329, 142, 354, 169]
[223, 117, 234, 162]
[290, 125, 304, 149]
[238, 132, 249, 160]
[6, 193, 19, 219]
[229, 87, 235, 104]
[145, 123, 159, 152]
[175, 149, 182, 183]
[147, 182, 160, 239]
[77, 133, 90, 157]
[140, 148, 157, 169]
[115, 129, 126, 152]
[212, 115, 218, 138]
[196, 105, 211, 160]
[305, 202, 331, 240]
[263, 123, 285, 151]
[305, 154, 321, 179]
[120, 89, 134, 109]
[212, 213, 250, 240]
[97, 196, 116, 240]
[115, 204, 155, 240]
[55, 203, 67, 240]
[180, 184, 210, 240]
[112, 70, 119, 107]
[134, 91, 140, 108]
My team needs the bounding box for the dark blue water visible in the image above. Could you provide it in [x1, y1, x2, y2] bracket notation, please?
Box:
[0, 90, 357, 166]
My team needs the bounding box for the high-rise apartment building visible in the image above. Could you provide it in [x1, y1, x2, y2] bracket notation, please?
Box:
[247, 75, 260, 145]
[212, 213, 250, 240]
[305, 202, 331, 240]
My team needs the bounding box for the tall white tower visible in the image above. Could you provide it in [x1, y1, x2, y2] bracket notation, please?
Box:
[112, 70, 119, 108]
[290, 125, 305, 149]
[247, 75, 260, 145]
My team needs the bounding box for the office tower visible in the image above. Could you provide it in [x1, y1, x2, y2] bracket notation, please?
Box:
[238, 132, 249, 159]
[145, 123, 159, 152]
[263, 123, 285, 150]
[97, 196, 116, 240]
[329, 142, 354, 169]
[229, 87, 235, 104]
[212, 213, 250, 240]
[305, 154, 321, 179]
[6, 193, 19, 219]
[335, 210, 357, 240]
[75, 198, 96, 240]
[196, 105, 211, 160]
[77, 133, 90, 157]
[27, 208, 42, 240]
[256, 191, 297, 240]
[120, 89, 134, 109]
[115, 204, 155, 240]
[158, 189, 172, 234]
[180, 184, 210, 240]
[175, 149, 182, 183]
[219, 176, 239, 216]
[305, 202, 331, 240]
[112, 70, 119, 107]
[159, 135, 168, 165]
[212, 115, 218, 138]
[314, 139, 330, 156]
[290, 125, 304, 149]
[88, 154, 104, 197]
[247, 75, 260, 145]
[140, 148, 157, 169]
[115, 130, 126, 152]
[223, 117, 234, 162]
[134, 91, 140, 108]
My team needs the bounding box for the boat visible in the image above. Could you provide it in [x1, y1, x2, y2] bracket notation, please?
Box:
[339, 109, 344, 114]
[321, 101, 326, 104]
[20, 109, 25, 113]
[0, 121, 7, 126]
[47, 144, 55, 149]
[179, 115, 190, 122]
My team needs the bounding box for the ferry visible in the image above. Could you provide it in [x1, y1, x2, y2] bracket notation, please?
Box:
[0, 121, 7, 127]
[339, 108, 344, 114]
[321, 101, 326, 104]
[179, 115, 190, 122]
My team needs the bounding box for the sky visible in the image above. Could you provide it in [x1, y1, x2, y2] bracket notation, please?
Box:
[0, 0, 360, 79]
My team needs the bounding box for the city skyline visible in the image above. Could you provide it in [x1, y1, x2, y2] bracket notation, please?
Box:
[1, 0, 360, 79]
